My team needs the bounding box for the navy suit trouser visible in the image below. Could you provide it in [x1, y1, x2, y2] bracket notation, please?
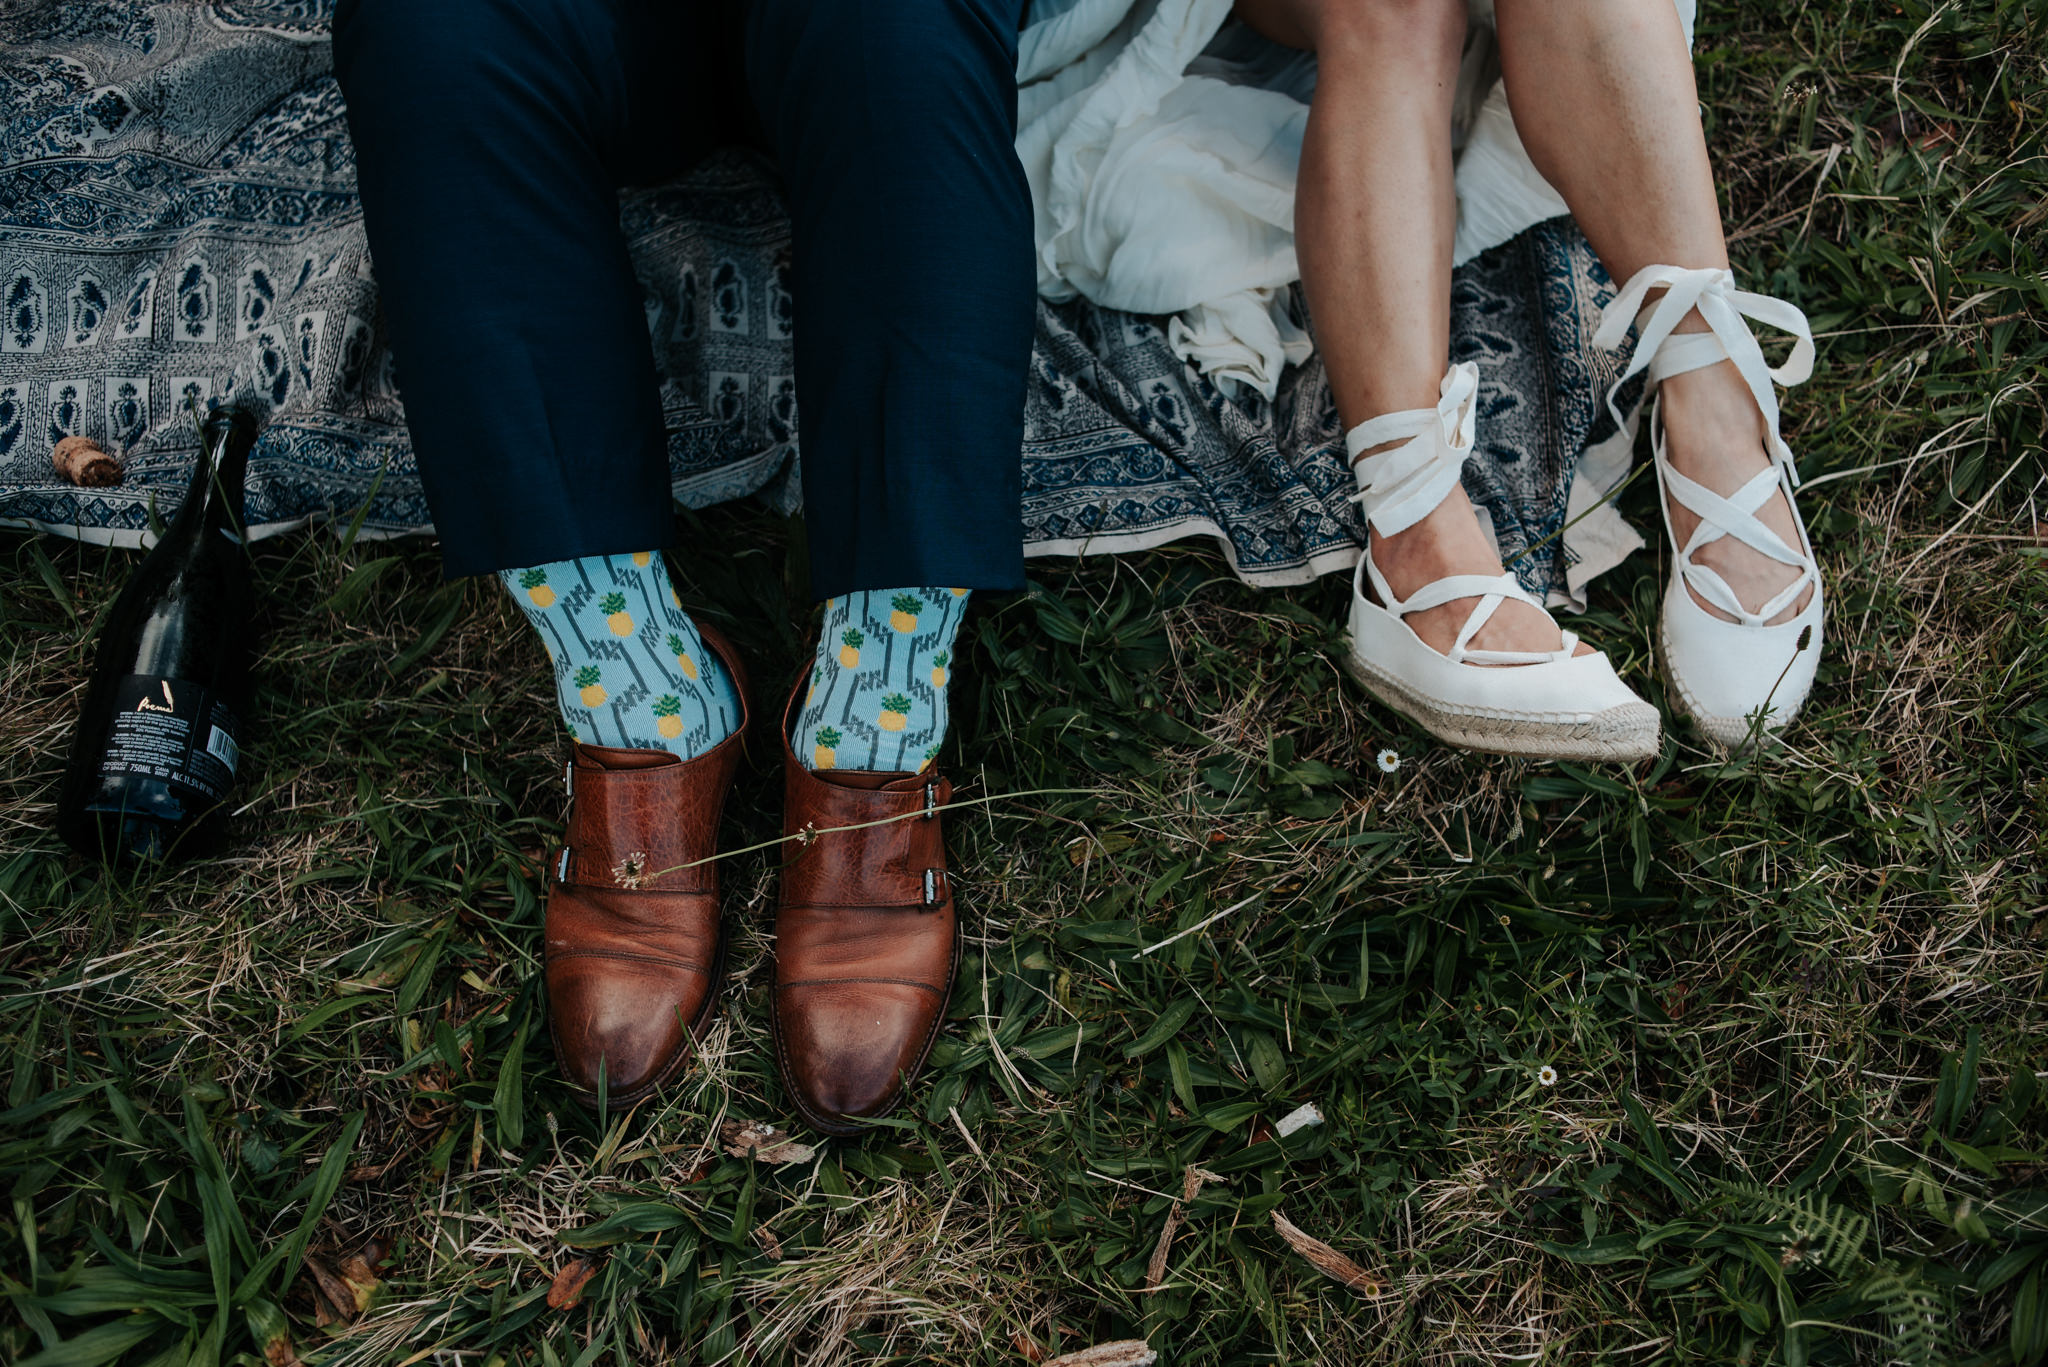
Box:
[331, 0, 1034, 597]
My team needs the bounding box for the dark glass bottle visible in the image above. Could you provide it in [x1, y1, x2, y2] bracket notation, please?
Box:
[56, 407, 260, 862]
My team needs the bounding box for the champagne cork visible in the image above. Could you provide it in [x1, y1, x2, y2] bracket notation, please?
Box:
[53, 435, 122, 487]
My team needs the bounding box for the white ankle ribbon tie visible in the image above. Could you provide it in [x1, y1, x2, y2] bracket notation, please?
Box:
[1342, 363, 1583, 668]
[1595, 264, 1823, 633]
[1593, 265, 1815, 484]
[1344, 361, 1479, 538]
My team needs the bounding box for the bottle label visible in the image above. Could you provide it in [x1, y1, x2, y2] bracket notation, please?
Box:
[97, 675, 242, 805]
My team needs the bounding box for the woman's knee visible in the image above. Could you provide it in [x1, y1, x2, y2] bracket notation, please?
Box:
[1239, 0, 1465, 66]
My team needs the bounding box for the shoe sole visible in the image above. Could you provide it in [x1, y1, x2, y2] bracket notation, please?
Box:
[770, 910, 961, 1140]
[1656, 613, 1808, 755]
[1342, 645, 1660, 763]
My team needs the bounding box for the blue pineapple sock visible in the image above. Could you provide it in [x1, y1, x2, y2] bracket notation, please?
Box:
[501, 551, 740, 759]
[794, 587, 968, 773]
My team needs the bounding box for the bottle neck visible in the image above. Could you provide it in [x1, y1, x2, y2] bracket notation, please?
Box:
[179, 412, 255, 540]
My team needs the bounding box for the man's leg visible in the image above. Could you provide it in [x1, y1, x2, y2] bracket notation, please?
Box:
[332, 0, 741, 759]
[743, 0, 1037, 1135]
[746, 0, 1035, 602]
[746, 0, 1034, 779]
[334, 0, 684, 577]
[333, 0, 744, 1105]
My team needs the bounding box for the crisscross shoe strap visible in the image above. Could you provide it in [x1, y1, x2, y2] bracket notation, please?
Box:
[1345, 361, 1479, 537]
[1357, 552, 1581, 666]
[1592, 265, 1815, 478]
[1661, 462, 1817, 626]
[1347, 362, 1576, 665]
[1593, 266, 1820, 625]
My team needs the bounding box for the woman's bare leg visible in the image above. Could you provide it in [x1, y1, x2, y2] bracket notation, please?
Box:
[1240, 0, 1586, 656]
[1494, 0, 1810, 621]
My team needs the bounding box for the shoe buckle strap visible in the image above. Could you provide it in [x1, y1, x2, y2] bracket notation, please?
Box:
[564, 759, 575, 797]
[922, 867, 948, 908]
[1344, 362, 1479, 537]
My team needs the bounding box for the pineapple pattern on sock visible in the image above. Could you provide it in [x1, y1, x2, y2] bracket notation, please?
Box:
[499, 552, 740, 759]
[794, 587, 969, 773]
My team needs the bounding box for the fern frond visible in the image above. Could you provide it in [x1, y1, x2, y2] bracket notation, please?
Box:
[1857, 1267, 1951, 1367]
[1720, 1180, 1873, 1276]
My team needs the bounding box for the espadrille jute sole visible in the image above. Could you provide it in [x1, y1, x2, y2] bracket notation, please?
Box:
[1343, 647, 1661, 763]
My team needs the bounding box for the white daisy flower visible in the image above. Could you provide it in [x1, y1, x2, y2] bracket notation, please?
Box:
[1537, 1065, 1559, 1087]
[1376, 748, 1400, 774]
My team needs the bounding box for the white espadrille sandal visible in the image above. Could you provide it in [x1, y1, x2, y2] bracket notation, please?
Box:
[1593, 266, 1822, 751]
[1341, 362, 1661, 762]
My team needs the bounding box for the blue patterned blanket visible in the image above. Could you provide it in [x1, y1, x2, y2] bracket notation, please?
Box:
[0, 0, 1635, 593]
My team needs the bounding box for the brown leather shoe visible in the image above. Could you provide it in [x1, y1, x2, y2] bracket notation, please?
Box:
[771, 679, 957, 1136]
[544, 622, 749, 1107]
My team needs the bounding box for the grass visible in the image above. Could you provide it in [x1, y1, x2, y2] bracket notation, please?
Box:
[3, 1, 2046, 1363]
